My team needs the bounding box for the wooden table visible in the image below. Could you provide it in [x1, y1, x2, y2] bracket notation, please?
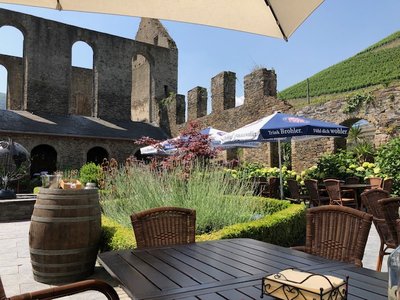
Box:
[98, 238, 387, 300]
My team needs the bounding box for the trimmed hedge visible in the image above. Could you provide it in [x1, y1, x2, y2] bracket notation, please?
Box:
[100, 215, 136, 251]
[195, 203, 306, 246]
[99, 198, 307, 251]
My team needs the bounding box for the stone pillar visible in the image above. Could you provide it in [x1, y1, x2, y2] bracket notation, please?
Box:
[244, 68, 277, 104]
[176, 94, 186, 124]
[211, 71, 236, 113]
[187, 86, 207, 121]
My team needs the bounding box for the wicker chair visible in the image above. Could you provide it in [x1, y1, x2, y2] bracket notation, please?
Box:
[287, 179, 309, 204]
[130, 206, 196, 249]
[261, 177, 280, 199]
[396, 219, 400, 245]
[342, 176, 360, 198]
[366, 177, 383, 189]
[304, 179, 330, 207]
[324, 179, 357, 208]
[302, 205, 372, 267]
[360, 189, 392, 271]
[382, 178, 394, 194]
[253, 176, 268, 196]
[0, 278, 119, 300]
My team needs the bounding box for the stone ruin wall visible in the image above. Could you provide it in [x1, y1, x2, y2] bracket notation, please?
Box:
[164, 68, 400, 172]
[0, 9, 178, 125]
[1, 133, 140, 169]
[2, 9, 400, 172]
[0, 10, 179, 170]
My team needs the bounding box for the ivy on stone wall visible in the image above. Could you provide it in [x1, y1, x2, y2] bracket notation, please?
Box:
[159, 92, 177, 107]
[343, 92, 374, 113]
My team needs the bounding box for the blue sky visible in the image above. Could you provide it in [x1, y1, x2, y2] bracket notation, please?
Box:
[0, 0, 399, 106]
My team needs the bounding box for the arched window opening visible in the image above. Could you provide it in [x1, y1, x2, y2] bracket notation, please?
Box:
[30, 145, 57, 177]
[70, 41, 94, 116]
[0, 65, 7, 109]
[72, 41, 93, 68]
[0, 25, 24, 57]
[87, 147, 108, 165]
[131, 54, 151, 122]
[346, 119, 376, 162]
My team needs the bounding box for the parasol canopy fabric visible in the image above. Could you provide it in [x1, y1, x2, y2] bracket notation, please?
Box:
[0, 0, 324, 40]
[221, 111, 349, 199]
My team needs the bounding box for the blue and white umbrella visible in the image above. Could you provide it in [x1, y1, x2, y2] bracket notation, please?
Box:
[221, 111, 349, 199]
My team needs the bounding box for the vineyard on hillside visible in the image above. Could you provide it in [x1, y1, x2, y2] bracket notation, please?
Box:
[278, 31, 400, 100]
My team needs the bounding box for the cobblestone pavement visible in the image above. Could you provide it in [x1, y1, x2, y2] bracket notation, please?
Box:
[0, 220, 387, 299]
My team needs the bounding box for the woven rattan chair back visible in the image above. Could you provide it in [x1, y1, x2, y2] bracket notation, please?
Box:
[324, 179, 342, 205]
[131, 207, 196, 249]
[0, 277, 119, 300]
[396, 219, 400, 245]
[304, 179, 323, 207]
[287, 179, 300, 199]
[305, 205, 372, 267]
[253, 176, 267, 196]
[360, 189, 392, 271]
[383, 178, 394, 194]
[265, 177, 280, 199]
[366, 177, 383, 189]
[379, 197, 400, 247]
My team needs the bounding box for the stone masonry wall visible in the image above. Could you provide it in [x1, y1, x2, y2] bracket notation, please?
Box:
[0, 133, 142, 170]
[163, 69, 291, 165]
[0, 54, 24, 110]
[164, 67, 400, 171]
[0, 9, 177, 123]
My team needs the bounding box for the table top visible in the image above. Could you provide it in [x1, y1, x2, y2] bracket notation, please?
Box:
[98, 238, 387, 300]
[340, 183, 373, 189]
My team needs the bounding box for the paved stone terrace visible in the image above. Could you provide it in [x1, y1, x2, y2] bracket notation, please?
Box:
[0, 221, 387, 299]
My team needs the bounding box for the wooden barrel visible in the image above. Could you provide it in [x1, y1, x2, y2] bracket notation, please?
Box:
[29, 188, 101, 284]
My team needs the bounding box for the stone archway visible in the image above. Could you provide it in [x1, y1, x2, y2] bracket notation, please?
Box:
[30, 144, 57, 176]
[87, 147, 108, 165]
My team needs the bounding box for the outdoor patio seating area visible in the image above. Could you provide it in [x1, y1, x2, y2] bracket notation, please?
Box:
[0, 219, 388, 299]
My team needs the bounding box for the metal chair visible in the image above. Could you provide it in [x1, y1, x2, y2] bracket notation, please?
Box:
[130, 206, 196, 249]
[286, 179, 309, 204]
[302, 205, 372, 267]
[324, 179, 357, 208]
[0, 278, 119, 300]
[360, 189, 392, 271]
[304, 179, 330, 207]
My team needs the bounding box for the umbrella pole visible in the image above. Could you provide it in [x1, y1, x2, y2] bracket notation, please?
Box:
[278, 139, 284, 200]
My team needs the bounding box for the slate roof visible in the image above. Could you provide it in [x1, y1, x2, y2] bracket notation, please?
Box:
[0, 110, 169, 141]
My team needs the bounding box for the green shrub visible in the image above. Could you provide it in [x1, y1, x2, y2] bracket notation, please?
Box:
[376, 137, 400, 195]
[79, 163, 103, 186]
[99, 199, 306, 251]
[100, 215, 136, 251]
[101, 163, 258, 234]
[196, 201, 306, 247]
[310, 150, 358, 180]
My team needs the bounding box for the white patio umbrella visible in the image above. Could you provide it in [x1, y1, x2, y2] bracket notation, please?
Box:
[0, 0, 324, 40]
[221, 112, 349, 199]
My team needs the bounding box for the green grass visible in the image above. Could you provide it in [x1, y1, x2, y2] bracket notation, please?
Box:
[100, 163, 267, 234]
[278, 31, 400, 100]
